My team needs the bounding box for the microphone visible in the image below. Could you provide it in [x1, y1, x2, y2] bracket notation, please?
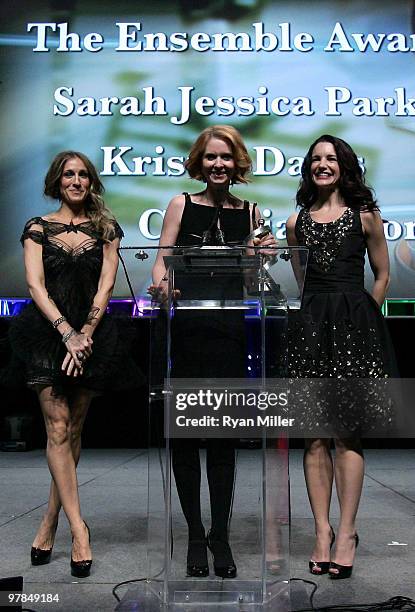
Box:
[201, 205, 225, 246]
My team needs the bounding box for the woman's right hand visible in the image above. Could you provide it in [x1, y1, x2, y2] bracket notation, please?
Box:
[147, 283, 181, 304]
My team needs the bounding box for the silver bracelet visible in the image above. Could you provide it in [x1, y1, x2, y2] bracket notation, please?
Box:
[62, 328, 76, 344]
[52, 316, 66, 329]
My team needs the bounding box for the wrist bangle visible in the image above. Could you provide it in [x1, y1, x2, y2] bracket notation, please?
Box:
[62, 328, 75, 344]
[52, 316, 66, 329]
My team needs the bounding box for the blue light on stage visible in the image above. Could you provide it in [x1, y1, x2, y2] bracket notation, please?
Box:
[1, 298, 414, 317]
[0, 298, 153, 318]
[0, 299, 31, 317]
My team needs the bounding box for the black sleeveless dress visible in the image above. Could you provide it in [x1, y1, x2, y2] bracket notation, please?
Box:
[288, 208, 397, 434]
[2, 217, 144, 395]
[171, 194, 251, 379]
[168, 196, 253, 544]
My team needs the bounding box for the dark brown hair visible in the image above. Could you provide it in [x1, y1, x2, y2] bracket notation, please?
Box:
[296, 135, 378, 212]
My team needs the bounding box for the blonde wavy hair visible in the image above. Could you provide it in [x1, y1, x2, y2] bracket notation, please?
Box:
[44, 151, 116, 241]
[185, 125, 252, 184]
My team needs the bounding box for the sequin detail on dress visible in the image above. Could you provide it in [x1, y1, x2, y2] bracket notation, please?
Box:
[288, 318, 388, 378]
[298, 208, 354, 272]
[287, 207, 398, 436]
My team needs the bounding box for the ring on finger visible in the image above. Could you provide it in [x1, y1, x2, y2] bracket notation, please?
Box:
[76, 351, 85, 360]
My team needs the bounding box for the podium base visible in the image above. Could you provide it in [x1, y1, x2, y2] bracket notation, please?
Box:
[115, 579, 290, 611]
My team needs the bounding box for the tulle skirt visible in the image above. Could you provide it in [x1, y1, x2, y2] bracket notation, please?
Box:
[1, 303, 145, 397]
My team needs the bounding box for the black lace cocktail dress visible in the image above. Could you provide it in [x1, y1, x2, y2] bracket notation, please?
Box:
[3, 217, 143, 395]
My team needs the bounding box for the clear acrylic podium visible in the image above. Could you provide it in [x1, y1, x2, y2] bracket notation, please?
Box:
[116, 245, 307, 612]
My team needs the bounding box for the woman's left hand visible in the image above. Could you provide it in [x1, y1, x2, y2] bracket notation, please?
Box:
[253, 232, 278, 257]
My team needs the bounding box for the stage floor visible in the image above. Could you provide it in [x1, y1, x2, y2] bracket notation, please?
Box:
[0, 448, 414, 611]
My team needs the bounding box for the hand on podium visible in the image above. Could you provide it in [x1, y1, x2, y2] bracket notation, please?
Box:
[147, 282, 181, 305]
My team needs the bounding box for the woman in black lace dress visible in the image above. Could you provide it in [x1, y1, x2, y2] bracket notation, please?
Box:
[8, 151, 133, 577]
[150, 125, 276, 579]
[286, 135, 396, 580]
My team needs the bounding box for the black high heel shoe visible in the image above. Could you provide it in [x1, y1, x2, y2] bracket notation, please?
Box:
[31, 521, 58, 566]
[207, 531, 237, 579]
[309, 525, 335, 575]
[186, 539, 209, 577]
[31, 546, 53, 566]
[329, 533, 359, 580]
[70, 521, 92, 578]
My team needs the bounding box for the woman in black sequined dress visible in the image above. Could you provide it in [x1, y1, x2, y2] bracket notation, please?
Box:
[6, 151, 140, 577]
[150, 126, 277, 579]
[286, 135, 396, 580]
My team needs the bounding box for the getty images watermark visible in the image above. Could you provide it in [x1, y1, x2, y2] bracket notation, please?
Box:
[174, 387, 293, 430]
[164, 378, 415, 439]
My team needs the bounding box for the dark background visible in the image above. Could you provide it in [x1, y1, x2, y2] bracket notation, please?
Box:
[0, 317, 413, 450]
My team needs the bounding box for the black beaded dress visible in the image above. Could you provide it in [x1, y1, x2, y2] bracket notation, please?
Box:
[2, 217, 144, 396]
[288, 207, 397, 434]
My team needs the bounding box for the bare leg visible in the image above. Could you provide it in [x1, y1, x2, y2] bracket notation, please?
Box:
[32, 390, 91, 550]
[304, 438, 334, 565]
[329, 439, 363, 572]
[33, 387, 92, 562]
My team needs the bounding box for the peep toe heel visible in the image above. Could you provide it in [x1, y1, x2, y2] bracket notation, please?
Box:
[309, 525, 335, 575]
[329, 533, 359, 580]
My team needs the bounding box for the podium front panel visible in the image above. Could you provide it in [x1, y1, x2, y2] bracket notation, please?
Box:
[120, 246, 307, 610]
